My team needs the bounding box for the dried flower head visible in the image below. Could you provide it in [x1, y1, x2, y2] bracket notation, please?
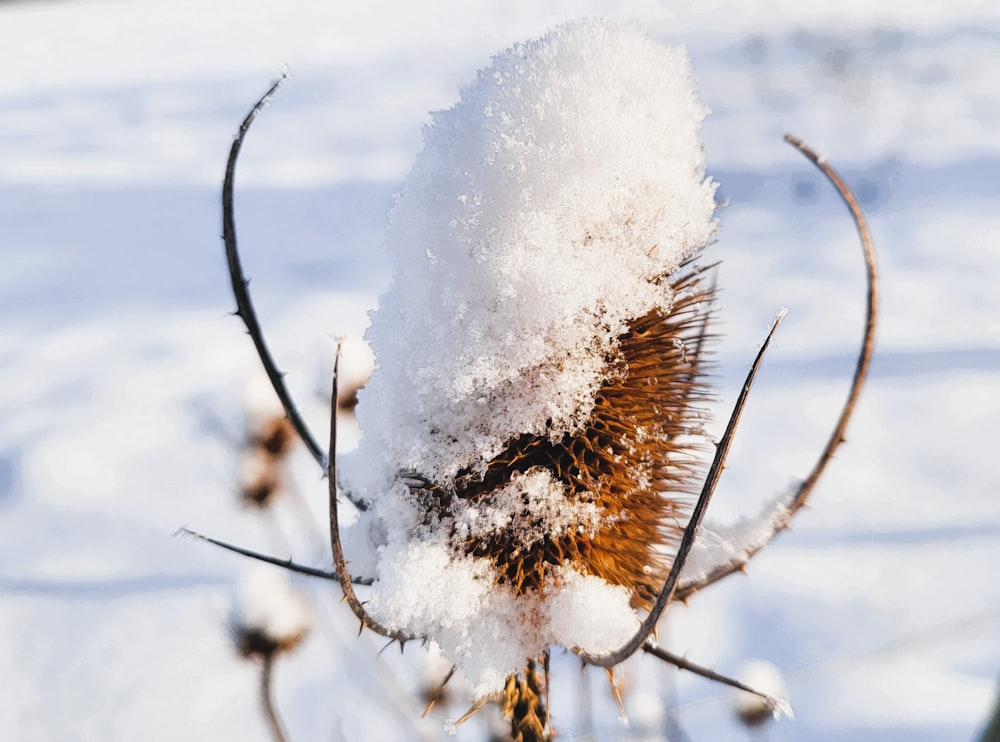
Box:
[230, 565, 313, 659]
[340, 19, 718, 702]
[732, 659, 790, 729]
[239, 381, 298, 508]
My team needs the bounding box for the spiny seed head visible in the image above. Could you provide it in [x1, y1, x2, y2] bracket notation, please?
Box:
[407, 268, 714, 605]
[340, 19, 719, 698]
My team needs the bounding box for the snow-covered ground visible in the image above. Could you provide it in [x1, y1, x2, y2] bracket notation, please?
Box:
[2, 1, 998, 740]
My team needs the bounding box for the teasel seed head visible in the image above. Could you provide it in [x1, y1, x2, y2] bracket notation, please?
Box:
[240, 383, 297, 509]
[408, 265, 714, 606]
[229, 566, 313, 660]
[341, 19, 720, 699]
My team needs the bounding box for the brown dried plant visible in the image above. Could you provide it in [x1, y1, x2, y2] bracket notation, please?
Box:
[185, 74, 879, 741]
[229, 567, 312, 742]
[239, 413, 296, 508]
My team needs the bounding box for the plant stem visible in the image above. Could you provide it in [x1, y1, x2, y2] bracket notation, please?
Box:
[260, 654, 289, 742]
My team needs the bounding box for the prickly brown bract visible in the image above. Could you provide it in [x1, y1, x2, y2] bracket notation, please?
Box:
[503, 659, 548, 742]
[407, 267, 714, 605]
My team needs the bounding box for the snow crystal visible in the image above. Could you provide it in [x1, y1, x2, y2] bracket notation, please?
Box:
[340, 19, 718, 697]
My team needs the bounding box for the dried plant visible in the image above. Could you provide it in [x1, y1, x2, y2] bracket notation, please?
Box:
[188, 21, 879, 740]
[730, 660, 790, 732]
[239, 411, 296, 508]
[229, 566, 314, 742]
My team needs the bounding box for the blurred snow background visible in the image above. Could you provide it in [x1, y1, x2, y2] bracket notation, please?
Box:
[1, 1, 998, 740]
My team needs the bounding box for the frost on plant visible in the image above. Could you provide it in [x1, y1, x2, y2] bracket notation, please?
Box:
[340, 19, 719, 698]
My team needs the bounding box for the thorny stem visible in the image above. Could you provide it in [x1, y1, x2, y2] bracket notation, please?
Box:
[675, 135, 879, 600]
[576, 311, 786, 668]
[175, 527, 373, 585]
[641, 643, 787, 714]
[260, 653, 290, 742]
[221, 73, 367, 512]
[327, 342, 414, 642]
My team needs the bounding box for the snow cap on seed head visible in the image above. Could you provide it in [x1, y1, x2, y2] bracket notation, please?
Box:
[347, 19, 718, 495]
[230, 565, 313, 658]
[341, 19, 717, 697]
[732, 659, 793, 727]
